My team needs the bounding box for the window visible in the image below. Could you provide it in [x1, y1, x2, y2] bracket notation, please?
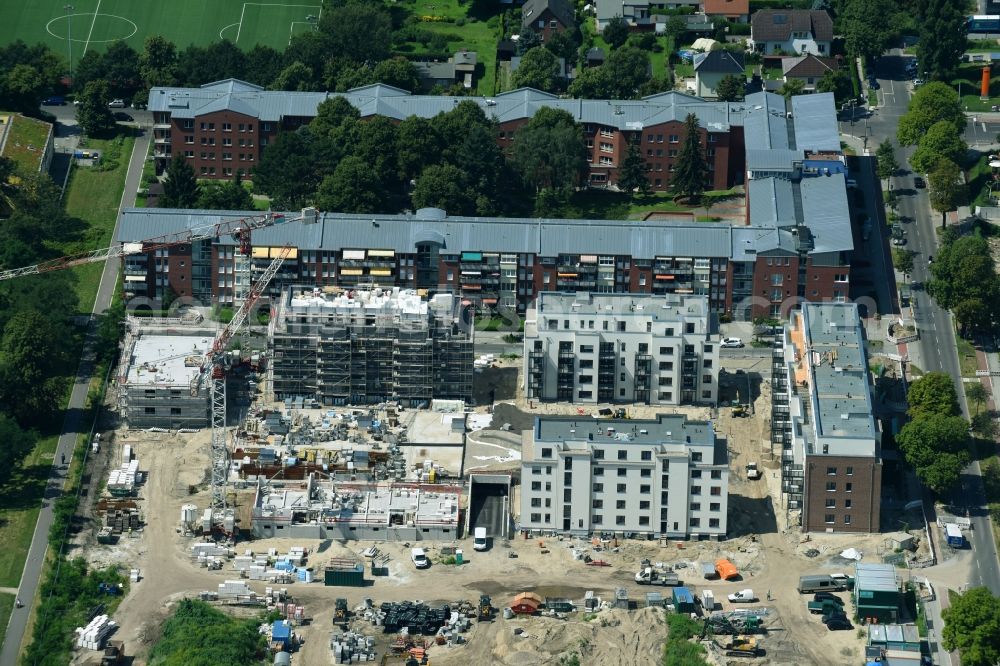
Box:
[592, 514, 603, 524]
[844, 514, 852, 524]
[639, 516, 650, 526]
[691, 470, 702, 479]
[641, 451, 651, 461]
[835, 273, 848, 282]
[594, 467, 604, 476]
[825, 498, 836, 508]
[640, 468, 651, 477]
[710, 470, 722, 479]
[183, 150, 194, 158]
[702, 374, 712, 383]
[826, 481, 836, 491]
[593, 483, 603, 492]
[845, 482, 853, 492]
[616, 500, 626, 509]
[691, 485, 701, 495]
[600, 142, 613, 153]
[616, 483, 627, 493]
[618, 450, 628, 461]
[222, 123, 232, 131]
[222, 152, 232, 161]
[844, 499, 852, 508]
[599, 156, 613, 166]
[530, 513, 542, 522]
[616, 516, 626, 525]
[593, 449, 605, 460]
[710, 486, 721, 496]
[639, 275, 646, 286]
[846, 466, 854, 476]
[826, 466, 837, 475]
[531, 498, 541, 507]
[640, 484, 650, 494]
[692, 452, 702, 462]
[824, 514, 835, 524]
[617, 467, 627, 477]
[223, 138, 232, 146]
[184, 135, 194, 144]
[532, 467, 542, 475]
[531, 482, 541, 491]
[710, 502, 720, 512]
[669, 134, 679, 143]
[690, 517, 700, 527]
[541, 448, 553, 459]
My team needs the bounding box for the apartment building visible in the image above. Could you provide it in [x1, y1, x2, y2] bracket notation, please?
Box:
[519, 414, 729, 539]
[268, 287, 473, 406]
[771, 303, 882, 533]
[149, 80, 748, 191]
[523, 292, 718, 405]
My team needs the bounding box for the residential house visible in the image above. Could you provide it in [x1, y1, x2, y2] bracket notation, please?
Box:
[693, 50, 745, 99]
[413, 51, 477, 91]
[521, 0, 576, 41]
[703, 0, 749, 23]
[749, 9, 834, 56]
[596, 0, 660, 32]
[781, 54, 838, 93]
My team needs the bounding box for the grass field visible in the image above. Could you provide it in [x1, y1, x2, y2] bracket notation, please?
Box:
[0, 0, 324, 62]
[60, 132, 135, 311]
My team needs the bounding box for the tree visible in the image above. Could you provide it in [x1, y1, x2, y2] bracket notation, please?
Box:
[0, 414, 34, 487]
[617, 138, 650, 197]
[509, 107, 588, 192]
[372, 58, 421, 93]
[516, 28, 542, 56]
[672, 113, 708, 201]
[966, 382, 990, 414]
[318, 3, 392, 64]
[841, 0, 898, 63]
[942, 587, 1000, 665]
[315, 156, 385, 213]
[396, 116, 443, 182]
[906, 371, 960, 418]
[253, 127, 333, 209]
[778, 77, 805, 99]
[271, 62, 315, 91]
[875, 139, 899, 185]
[0, 310, 68, 426]
[3, 64, 49, 113]
[603, 17, 630, 50]
[411, 164, 476, 215]
[512, 47, 562, 92]
[927, 158, 965, 228]
[161, 155, 199, 209]
[603, 47, 652, 98]
[664, 16, 687, 43]
[815, 69, 853, 105]
[0, 41, 64, 110]
[140, 35, 178, 89]
[954, 297, 994, 337]
[75, 79, 116, 137]
[244, 45, 284, 87]
[176, 41, 245, 87]
[910, 120, 968, 174]
[197, 176, 254, 211]
[917, 0, 967, 82]
[715, 74, 745, 102]
[101, 41, 141, 98]
[971, 411, 997, 440]
[892, 248, 914, 278]
[928, 234, 996, 308]
[896, 413, 971, 493]
[896, 82, 964, 146]
[544, 30, 580, 63]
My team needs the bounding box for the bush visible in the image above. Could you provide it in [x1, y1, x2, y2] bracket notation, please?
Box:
[456, 17, 466, 27]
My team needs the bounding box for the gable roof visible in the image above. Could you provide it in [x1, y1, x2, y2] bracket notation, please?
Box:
[693, 50, 746, 75]
[751, 9, 834, 43]
[703, 0, 749, 17]
[782, 54, 837, 78]
[522, 0, 576, 29]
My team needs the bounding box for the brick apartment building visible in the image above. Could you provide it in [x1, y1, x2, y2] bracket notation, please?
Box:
[772, 303, 882, 533]
[150, 80, 751, 191]
[129, 92, 854, 321]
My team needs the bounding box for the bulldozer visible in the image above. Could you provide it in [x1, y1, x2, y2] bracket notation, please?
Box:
[731, 404, 750, 418]
[333, 598, 349, 625]
[478, 594, 494, 622]
[724, 635, 761, 658]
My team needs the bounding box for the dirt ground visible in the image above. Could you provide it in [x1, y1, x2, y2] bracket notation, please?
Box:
[68, 369, 925, 666]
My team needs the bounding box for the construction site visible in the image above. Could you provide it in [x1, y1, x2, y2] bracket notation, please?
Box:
[268, 286, 474, 407]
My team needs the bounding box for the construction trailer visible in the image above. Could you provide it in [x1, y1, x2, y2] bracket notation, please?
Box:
[854, 562, 903, 624]
[268, 287, 473, 407]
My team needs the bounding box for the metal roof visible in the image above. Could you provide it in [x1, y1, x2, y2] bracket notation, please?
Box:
[742, 92, 790, 150]
[748, 177, 797, 227]
[854, 563, 901, 594]
[799, 172, 853, 253]
[792, 93, 840, 152]
[746, 148, 800, 171]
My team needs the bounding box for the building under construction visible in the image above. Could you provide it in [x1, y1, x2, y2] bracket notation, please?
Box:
[268, 287, 473, 407]
[116, 318, 215, 429]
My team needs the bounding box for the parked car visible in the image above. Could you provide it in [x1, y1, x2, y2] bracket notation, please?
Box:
[813, 592, 843, 605]
[822, 610, 849, 624]
[42, 96, 65, 106]
[410, 548, 429, 569]
[131, 101, 147, 110]
[109, 99, 126, 108]
[914, 176, 926, 189]
[113, 112, 133, 122]
[721, 337, 744, 348]
[892, 236, 907, 246]
[826, 617, 853, 631]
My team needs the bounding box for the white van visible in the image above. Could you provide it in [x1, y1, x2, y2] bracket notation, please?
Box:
[410, 547, 429, 569]
[473, 527, 488, 551]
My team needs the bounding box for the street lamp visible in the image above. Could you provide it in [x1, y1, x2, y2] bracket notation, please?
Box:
[64, 5, 74, 79]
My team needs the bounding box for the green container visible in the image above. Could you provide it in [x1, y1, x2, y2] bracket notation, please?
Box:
[324, 563, 365, 587]
[456, 549, 463, 565]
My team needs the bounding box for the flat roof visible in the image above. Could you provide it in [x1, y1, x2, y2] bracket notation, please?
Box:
[534, 292, 710, 321]
[126, 334, 211, 387]
[534, 413, 715, 448]
[854, 562, 900, 593]
[408, 411, 466, 446]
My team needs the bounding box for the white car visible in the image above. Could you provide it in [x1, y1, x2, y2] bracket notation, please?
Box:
[109, 99, 126, 108]
[721, 337, 744, 348]
[410, 548, 429, 569]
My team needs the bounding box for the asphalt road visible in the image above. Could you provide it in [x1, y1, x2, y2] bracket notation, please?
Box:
[0, 117, 149, 666]
[872, 54, 1000, 599]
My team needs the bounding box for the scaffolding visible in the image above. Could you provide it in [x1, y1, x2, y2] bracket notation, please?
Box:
[269, 287, 473, 407]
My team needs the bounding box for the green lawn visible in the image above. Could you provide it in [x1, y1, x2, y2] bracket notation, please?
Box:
[60, 133, 135, 311]
[956, 333, 979, 377]
[0, 593, 13, 649]
[560, 189, 742, 220]
[967, 154, 996, 208]
[0, 0, 324, 62]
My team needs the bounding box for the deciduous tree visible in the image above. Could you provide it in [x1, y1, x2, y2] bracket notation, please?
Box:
[671, 113, 708, 201]
[917, 0, 967, 82]
[75, 79, 116, 137]
[778, 77, 805, 99]
[253, 127, 332, 209]
[603, 17, 630, 50]
[815, 69, 853, 105]
[319, 3, 392, 64]
[315, 156, 385, 213]
[897, 82, 964, 146]
[197, 176, 254, 211]
[715, 74, 745, 102]
[0, 310, 68, 426]
[875, 139, 898, 185]
[942, 587, 1000, 665]
[927, 158, 965, 228]
[841, 0, 898, 63]
[910, 120, 968, 174]
[411, 164, 476, 215]
[509, 107, 588, 192]
[271, 62, 315, 91]
[896, 413, 970, 493]
[966, 382, 990, 414]
[512, 47, 562, 93]
[906, 371, 960, 418]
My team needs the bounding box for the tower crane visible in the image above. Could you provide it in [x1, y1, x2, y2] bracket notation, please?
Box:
[1, 206, 319, 537]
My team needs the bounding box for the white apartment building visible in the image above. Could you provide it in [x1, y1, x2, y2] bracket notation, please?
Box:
[524, 292, 719, 405]
[519, 414, 729, 539]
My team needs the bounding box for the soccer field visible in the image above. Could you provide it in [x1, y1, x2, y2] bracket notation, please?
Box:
[0, 0, 322, 62]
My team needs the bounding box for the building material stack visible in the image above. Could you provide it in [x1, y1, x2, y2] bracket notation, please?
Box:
[75, 615, 117, 650]
[106, 459, 140, 497]
[330, 631, 377, 663]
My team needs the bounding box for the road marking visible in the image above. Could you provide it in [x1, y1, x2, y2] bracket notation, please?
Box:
[82, 0, 102, 56]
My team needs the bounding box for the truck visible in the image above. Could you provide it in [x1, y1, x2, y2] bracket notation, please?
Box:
[473, 527, 488, 551]
[728, 589, 757, 603]
[724, 635, 761, 658]
[635, 567, 681, 586]
[945, 523, 965, 548]
[746, 462, 761, 480]
[797, 574, 853, 593]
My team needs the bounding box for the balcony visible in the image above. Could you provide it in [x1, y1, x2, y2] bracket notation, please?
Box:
[154, 137, 171, 145]
[153, 123, 171, 130]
